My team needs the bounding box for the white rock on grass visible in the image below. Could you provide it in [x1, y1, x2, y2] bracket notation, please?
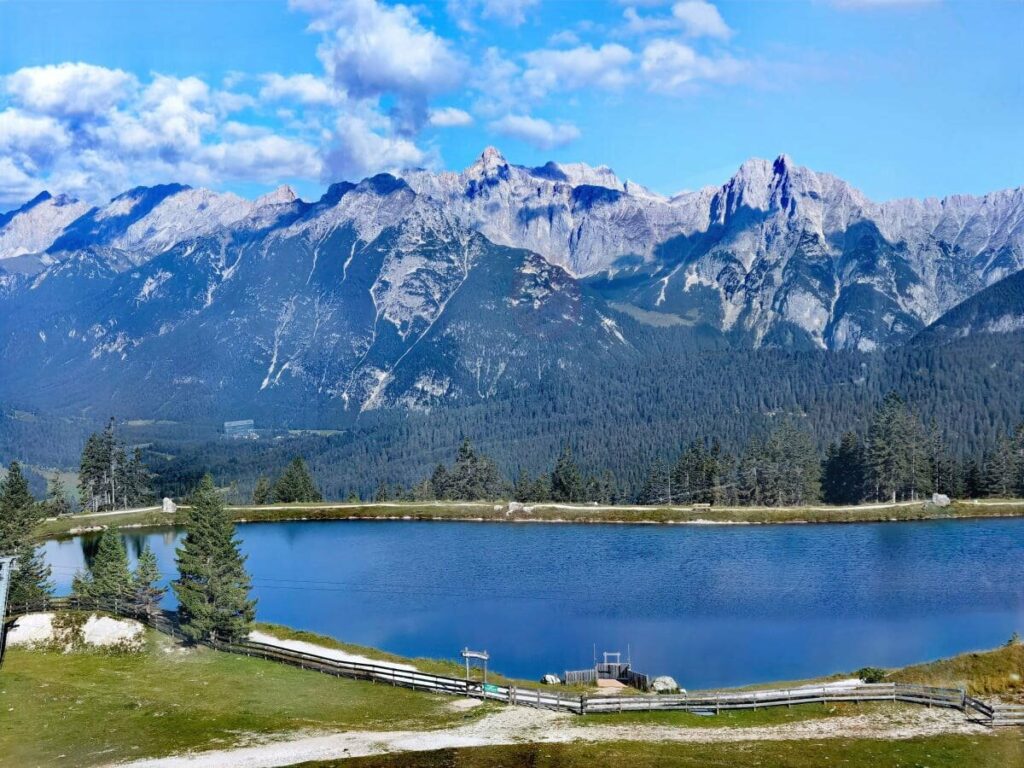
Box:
[6, 612, 144, 651]
[5, 612, 55, 647]
[82, 614, 144, 648]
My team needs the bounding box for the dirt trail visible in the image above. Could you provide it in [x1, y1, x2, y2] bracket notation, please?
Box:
[107, 703, 985, 768]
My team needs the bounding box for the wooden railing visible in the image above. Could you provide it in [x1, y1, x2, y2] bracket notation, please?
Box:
[6, 599, 1013, 722]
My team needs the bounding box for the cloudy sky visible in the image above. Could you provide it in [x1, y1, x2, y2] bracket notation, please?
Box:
[0, 0, 1020, 208]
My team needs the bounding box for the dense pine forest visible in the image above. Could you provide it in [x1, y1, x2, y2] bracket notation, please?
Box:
[2, 330, 1023, 505]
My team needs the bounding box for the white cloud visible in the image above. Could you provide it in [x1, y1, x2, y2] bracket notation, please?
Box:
[298, 0, 464, 103]
[0, 63, 323, 206]
[4, 62, 136, 118]
[671, 1, 732, 39]
[489, 114, 580, 149]
[203, 135, 321, 181]
[523, 44, 634, 96]
[322, 115, 430, 180]
[428, 107, 474, 127]
[259, 73, 336, 106]
[447, 0, 540, 31]
[479, 0, 540, 26]
[624, 1, 732, 39]
[641, 39, 746, 92]
[547, 30, 581, 47]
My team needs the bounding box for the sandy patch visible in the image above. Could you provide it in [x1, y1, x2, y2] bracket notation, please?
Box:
[247, 631, 418, 672]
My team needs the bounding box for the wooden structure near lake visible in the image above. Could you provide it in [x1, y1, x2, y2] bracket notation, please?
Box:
[564, 650, 652, 691]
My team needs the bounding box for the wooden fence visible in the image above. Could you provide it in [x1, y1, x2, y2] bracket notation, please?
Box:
[4, 599, 1017, 724]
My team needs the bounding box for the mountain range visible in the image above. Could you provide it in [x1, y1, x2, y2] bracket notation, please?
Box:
[1, 148, 1022, 422]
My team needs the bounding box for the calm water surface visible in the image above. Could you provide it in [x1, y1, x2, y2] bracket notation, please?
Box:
[42, 518, 1024, 689]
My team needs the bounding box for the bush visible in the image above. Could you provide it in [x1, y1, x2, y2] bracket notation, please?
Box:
[856, 666, 888, 683]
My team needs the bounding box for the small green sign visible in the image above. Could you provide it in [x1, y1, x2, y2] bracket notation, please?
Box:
[483, 683, 502, 694]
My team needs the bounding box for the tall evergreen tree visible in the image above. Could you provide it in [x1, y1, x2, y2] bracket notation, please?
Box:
[0, 461, 52, 604]
[822, 432, 868, 505]
[86, 530, 134, 603]
[131, 544, 166, 616]
[551, 444, 584, 503]
[173, 475, 256, 643]
[252, 476, 272, 505]
[638, 458, 670, 505]
[272, 457, 322, 503]
[45, 473, 73, 517]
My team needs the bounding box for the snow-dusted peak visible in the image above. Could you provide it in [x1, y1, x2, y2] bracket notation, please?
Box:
[551, 162, 625, 191]
[255, 185, 299, 208]
[0, 191, 91, 261]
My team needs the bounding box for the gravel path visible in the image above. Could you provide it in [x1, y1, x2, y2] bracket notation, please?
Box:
[106, 702, 985, 768]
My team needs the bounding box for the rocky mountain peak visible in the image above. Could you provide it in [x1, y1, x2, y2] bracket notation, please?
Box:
[467, 146, 509, 178]
[255, 185, 300, 207]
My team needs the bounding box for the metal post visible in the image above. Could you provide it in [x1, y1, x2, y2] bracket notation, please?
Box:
[0, 556, 17, 668]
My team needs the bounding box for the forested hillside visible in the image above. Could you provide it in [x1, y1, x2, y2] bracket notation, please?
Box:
[145, 330, 1024, 502]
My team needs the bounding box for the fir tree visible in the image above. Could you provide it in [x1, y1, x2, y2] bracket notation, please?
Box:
[822, 433, 867, 505]
[252, 476, 272, 505]
[88, 530, 134, 603]
[373, 479, 389, 502]
[131, 544, 166, 616]
[0, 461, 52, 605]
[173, 475, 256, 643]
[45, 473, 73, 517]
[551, 444, 584, 503]
[272, 457, 322, 503]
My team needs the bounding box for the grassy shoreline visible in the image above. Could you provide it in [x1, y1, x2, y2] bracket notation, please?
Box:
[34, 498, 1024, 540]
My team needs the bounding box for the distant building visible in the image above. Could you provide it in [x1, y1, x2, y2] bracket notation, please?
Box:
[224, 419, 257, 439]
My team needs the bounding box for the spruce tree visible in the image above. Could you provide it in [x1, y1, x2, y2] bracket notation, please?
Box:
[272, 457, 322, 503]
[252, 476, 271, 505]
[551, 445, 584, 502]
[0, 461, 52, 604]
[88, 530, 134, 603]
[45, 473, 73, 517]
[173, 475, 256, 643]
[131, 544, 166, 616]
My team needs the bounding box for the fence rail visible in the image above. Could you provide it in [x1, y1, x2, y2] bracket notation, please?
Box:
[4, 599, 1013, 722]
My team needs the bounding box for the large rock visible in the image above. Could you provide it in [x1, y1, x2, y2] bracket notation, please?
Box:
[651, 675, 681, 693]
[931, 493, 951, 508]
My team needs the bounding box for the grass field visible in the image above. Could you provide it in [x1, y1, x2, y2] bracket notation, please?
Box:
[297, 733, 1024, 768]
[0, 630, 485, 767]
[34, 498, 1024, 540]
[890, 641, 1024, 697]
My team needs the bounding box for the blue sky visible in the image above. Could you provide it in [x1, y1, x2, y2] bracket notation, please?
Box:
[0, 0, 1021, 207]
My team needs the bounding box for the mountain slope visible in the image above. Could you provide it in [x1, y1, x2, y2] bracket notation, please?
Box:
[913, 268, 1024, 345]
[0, 149, 1022, 422]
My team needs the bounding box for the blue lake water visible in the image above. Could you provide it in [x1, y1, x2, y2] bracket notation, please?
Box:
[42, 518, 1024, 689]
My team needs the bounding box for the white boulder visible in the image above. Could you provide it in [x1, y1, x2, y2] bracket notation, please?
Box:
[651, 675, 681, 693]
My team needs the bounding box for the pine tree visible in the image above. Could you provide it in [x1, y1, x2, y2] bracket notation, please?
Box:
[822, 433, 867, 505]
[45, 473, 73, 517]
[0, 462, 52, 605]
[173, 475, 256, 643]
[272, 457, 322, 503]
[551, 444, 584, 503]
[867, 393, 927, 502]
[638, 458, 670, 505]
[252, 476, 272, 505]
[983, 435, 1017, 497]
[131, 544, 166, 616]
[88, 530, 134, 603]
[373, 479, 390, 502]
